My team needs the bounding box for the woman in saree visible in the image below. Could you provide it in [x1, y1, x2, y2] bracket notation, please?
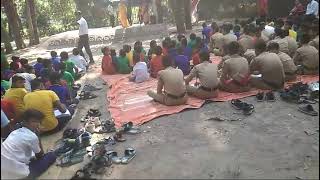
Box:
[118, 0, 130, 28]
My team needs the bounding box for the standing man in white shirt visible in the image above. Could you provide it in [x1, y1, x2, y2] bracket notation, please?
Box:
[75, 11, 94, 64]
[1, 109, 57, 179]
[306, 0, 319, 17]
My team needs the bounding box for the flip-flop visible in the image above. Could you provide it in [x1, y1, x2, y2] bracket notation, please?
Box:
[88, 109, 101, 117]
[256, 92, 264, 102]
[230, 99, 246, 110]
[121, 148, 136, 164]
[106, 151, 122, 164]
[242, 103, 255, 115]
[122, 122, 141, 134]
[265, 91, 276, 102]
[298, 104, 318, 116]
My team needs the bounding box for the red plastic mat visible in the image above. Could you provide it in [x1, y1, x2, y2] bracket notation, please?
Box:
[100, 57, 319, 127]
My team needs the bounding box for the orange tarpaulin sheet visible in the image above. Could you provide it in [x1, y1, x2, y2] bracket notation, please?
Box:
[100, 56, 319, 127]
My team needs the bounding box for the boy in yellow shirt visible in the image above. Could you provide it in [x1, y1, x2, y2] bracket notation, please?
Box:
[3, 75, 27, 119]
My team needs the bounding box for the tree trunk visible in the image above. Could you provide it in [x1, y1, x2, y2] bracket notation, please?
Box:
[29, 0, 39, 44]
[1, 25, 13, 54]
[156, 0, 163, 23]
[171, 0, 186, 34]
[26, 0, 35, 46]
[2, 0, 26, 49]
[184, 0, 192, 30]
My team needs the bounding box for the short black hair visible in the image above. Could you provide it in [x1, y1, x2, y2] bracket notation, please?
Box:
[228, 41, 241, 55]
[25, 65, 34, 73]
[211, 22, 219, 31]
[200, 51, 210, 62]
[169, 40, 177, 49]
[181, 38, 188, 47]
[123, 45, 131, 53]
[274, 28, 285, 38]
[12, 56, 20, 61]
[202, 22, 207, 27]
[301, 34, 311, 44]
[133, 53, 140, 64]
[233, 25, 241, 32]
[20, 58, 28, 65]
[37, 57, 43, 63]
[162, 56, 172, 68]
[21, 109, 44, 123]
[42, 59, 52, 68]
[177, 34, 185, 42]
[49, 72, 61, 84]
[162, 40, 169, 48]
[155, 46, 162, 56]
[31, 79, 42, 90]
[190, 33, 196, 40]
[60, 51, 68, 60]
[267, 42, 280, 51]
[110, 49, 117, 56]
[12, 75, 25, 84]
[150, 40, 157, 47]
[72, 48, 80, 55]
[119, 49, 126, 57]
[50, 51, 58, 57]
[59, 62, 66, 70]
[134, 45, 142, 54]
[254, 39, 267, 52]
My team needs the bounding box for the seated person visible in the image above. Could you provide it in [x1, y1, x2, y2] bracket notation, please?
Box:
[48, 72, 71, 105]
[129, 53, 149, 83]
[59, 63, 74, 91]
[283, 29, 298, 57]
[110, 49, 118, 70]
[50, 51, 61, 72]
[150, 46, 164, 78]
[23, 79, 68, 134]
[3, 75, 27, 119]
[309, 24, 319, 50]
[249, 40, 285, 90]
[187, 33, 197, 50]
[101, 47, 116, 75]
[185, 52, 219, 99]
[221, 23, 237, 47]
[123, 45, 133, 67]
[168, 40, 178, 61]
[1, 109, 57, 179]
[218, 44, 231, 70]
[267, 42, 297, 81]
[219, 42, 251, 93]
[9, 65, 36, 92]
[181, 38, 192, 60]
[40, 59, 54, 83]
[33, 58, 44, 77]
[268, 28, 290, 54]
[210, 25, 224, 55]
[20, 58, 29, 69]
[174, 47, 190, 75]
[148, 40, 157, 61]
[70, 48, 88, 75]
[243, 49, 256, 64]
[239, 24, 255, 52]
[202, 23, 212, 44]
[293, 34, 319, 75]
[147, 56, 188, 106]
[60, 51, 78, 79]
[161, 39, 170, 56]
[117, 49, 131, 74]
[10, 56, 22, 71]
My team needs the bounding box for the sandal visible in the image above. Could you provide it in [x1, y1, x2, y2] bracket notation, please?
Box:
[256, 92, 264, 102]
[121, 148, 136, 164]
[242, 103, 255, 115]
[122, 122, 141, 134]
[88, 109, 101, 117]
[114, 132, 126, 142]
[106, 151, 122, 164]
[230, 99, 246, 110]
[265, 91, 276, 102]
[298, 104, 318, 116]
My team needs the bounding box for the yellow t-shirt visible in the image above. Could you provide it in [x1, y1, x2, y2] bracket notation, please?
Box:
[126, 51, 134, 67]
[3, 88, 27, 116]
[289, 30, 297, 41]
[23, 90, 60, 132]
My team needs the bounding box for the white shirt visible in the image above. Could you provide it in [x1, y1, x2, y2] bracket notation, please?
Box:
[262, 25, 275, 39]
[77, 17, 88, 36]
[70, 55, 88, 72]
[9, 73, 36, 92]
[306, 0, 319, 16]
[107, 5, 115, 15]
[132, 62, 149, 83]
[1, 127, 41, 179]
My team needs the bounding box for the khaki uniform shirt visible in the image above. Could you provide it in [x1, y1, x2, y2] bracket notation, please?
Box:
[222, 55, 249, 82]
[239, 35, 254, 52]
[309, 35, 319, 50]
[222, 33, 237, 46]
[243, 49, 256, 64]
[285, 36, 298, 57]
[293, 44, 319, 71]
[158, 67, 186, 96]
[277, 52, 297, 74]
[188, 61, 218, 88]
[269, 37, 290, 54]
[210, 32, 224, 50]
[250, 52, 285, 86]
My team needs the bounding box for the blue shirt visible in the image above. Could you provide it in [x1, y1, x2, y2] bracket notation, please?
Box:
[174, 55, 190, 75]
[168, 48, 178, 61]
[184, 47, 193, 60]
[48, 84, 70, 104]
[33, 63, 44, 77]
[51, 56, 61, 71]
[202, 27, 212, 43]
[306, 0, 319, 16]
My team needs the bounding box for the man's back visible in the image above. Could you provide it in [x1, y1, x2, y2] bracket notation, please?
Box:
[278, 52, 297, 74]
[295, 44, 319, 70]
[239, 35, 254, 52]
[222, 33, 237, 46]
[251, 52, 285, 85]
[159, 67, 186, 96]
[193, 61, 218, 88]
[270, 37, 289, 54]
[24, 90, 59, 132]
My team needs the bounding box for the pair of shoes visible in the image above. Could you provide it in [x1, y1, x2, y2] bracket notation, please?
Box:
[99, 120, 116, 133]
[79, 91, 97, 100]
[121, 122, 141, 134]
[231, 99, 255, 115]
[298, 104, 318, 116]
[87, 109, 102, 117]
[106, 147, 136, 164]
[256, 91, 276, 102]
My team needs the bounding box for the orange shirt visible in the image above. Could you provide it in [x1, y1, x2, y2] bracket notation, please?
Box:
[102, 55, 116, 75]
[150, 55, 164, 78]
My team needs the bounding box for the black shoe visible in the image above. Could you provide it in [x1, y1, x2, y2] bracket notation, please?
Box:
[265, 91, 276, 102]
[256, 92, 264, 102]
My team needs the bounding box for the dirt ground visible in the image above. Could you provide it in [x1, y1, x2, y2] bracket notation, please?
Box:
[10, 25, 318, 179]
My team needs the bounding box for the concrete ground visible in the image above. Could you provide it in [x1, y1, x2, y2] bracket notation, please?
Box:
[9, 24, 318, 179]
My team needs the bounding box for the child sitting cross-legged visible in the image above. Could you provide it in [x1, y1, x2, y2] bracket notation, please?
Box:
[101, 47, 116, 75]
[129, 53, 149, 83]
[117, 49, 131, 74]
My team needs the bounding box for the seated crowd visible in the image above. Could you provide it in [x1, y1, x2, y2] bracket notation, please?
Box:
[101, 17, 318, 106]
